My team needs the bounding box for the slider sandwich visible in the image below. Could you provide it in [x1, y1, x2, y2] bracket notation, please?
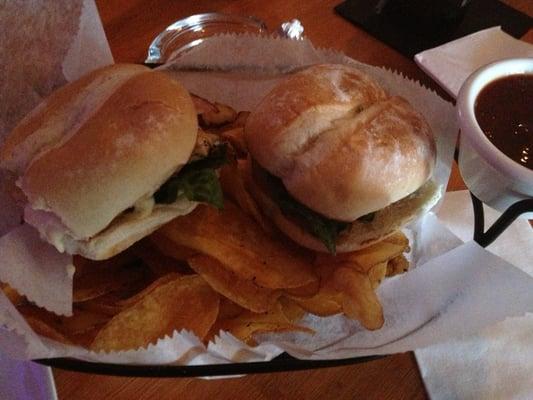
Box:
[244, 64, 441, 253]
[0, 64, 226, 260]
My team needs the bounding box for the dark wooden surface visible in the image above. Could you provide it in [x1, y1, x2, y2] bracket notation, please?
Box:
[52, 1, 532, 398]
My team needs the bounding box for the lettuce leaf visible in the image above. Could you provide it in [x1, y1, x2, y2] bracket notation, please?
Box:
[276, 194, 348, 254]
[255, 165, 348, 254]
[154, 144, 227, 209]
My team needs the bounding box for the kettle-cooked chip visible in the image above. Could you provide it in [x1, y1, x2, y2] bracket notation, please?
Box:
[91, 275, 219, 352]
[332, 267, 384, 330]
[209, 302, 313, 345]
[188, 254, 281, 313]
[155, 202, 318, 290]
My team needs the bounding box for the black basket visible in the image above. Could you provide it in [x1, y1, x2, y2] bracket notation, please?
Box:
[32, 11, 533, 373]
[35, 150, 532, 377]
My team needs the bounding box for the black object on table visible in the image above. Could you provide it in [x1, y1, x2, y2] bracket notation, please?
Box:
[35, 353, 383, 377]
[335, 0, 532, 58]
[449, 147, 533, 248]
[471, 194, 533, 247]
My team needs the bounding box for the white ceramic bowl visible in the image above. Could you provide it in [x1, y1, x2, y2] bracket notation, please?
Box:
[456, 57, 533, 218]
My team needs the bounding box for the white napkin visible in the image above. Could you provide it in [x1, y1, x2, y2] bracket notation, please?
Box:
[416, 190, 533, 400]
[414, 26, 533, 98]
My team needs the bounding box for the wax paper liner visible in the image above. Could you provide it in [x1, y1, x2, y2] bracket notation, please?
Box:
[0, 0, 112, 317]
[1, 34, 533, 367]
[0, 0, 113, 141]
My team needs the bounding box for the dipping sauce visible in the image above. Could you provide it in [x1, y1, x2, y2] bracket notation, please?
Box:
[474, 74, 533, 170]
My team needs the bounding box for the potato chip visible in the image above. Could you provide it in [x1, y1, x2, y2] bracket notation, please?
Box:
[219, 162, 272, 233]
[90, 275, 219, 352]
[220, 127, 247, 157]
[387, 254, 410, 277]
[25, 315, 72, 345]
[1, 283, 25, 306]
[132, 240, 193, 277]
[350, 233, 409, 272]
[209, 302, 313, 345]
[218, 298, 245, 320]
[288, 266, 342, 317]
[289, 291, 342, 317]
[321, 243, 400, 272]
[73, 259, 147, 302]
[200, 102, 237, 127]
[17, 303, 112, 346]
[278, 297, 306, 323]
[284, 279, 320, 298]
[155, 202, 318, 290]
[116, 273, 182, 308]
[384, 231, 410, 249]
[219, 111, 250, 130]
[77, 294, 125, 317]
[191, 94, 218, 115]
[148, 234, 198, 263]
[17, 304, 71, 344]
[315, 232, 408, 274]
[188, 255, 280, 313]
[70, 327, 102, 348]
[73, 251, 137, 278]
[332, 267, 384, 330]
[60, 308, 110, 336]
[368, 261, 388, 290]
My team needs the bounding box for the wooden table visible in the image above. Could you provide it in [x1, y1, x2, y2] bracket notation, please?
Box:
[53, 1, 532, 399]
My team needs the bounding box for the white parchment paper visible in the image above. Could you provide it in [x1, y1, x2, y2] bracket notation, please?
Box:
[1, 34, 533, 366]
[0, 0, 113, 141]
[0, 0, 113, 318]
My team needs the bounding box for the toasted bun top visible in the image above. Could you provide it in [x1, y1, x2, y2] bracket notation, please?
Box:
[0, 64, 198, 239]
[244, 64, 436, 222]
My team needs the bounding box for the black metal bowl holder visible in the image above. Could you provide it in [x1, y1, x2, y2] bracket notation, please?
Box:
[451, 148, 533, 247]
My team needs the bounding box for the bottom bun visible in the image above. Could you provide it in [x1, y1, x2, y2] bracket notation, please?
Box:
[244, 160, 441, 253]
[24, 199, 197, 260]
